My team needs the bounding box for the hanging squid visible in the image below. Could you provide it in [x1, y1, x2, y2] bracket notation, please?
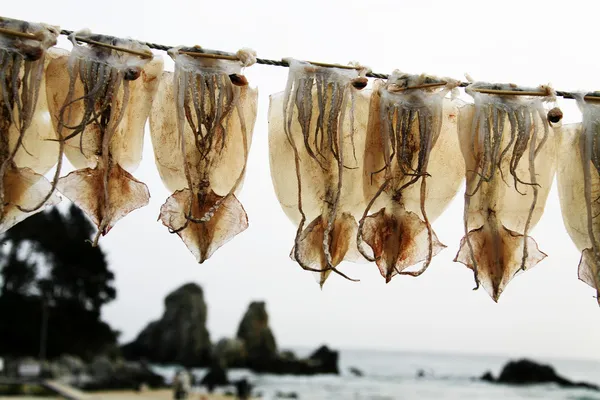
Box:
[44, 30, 164, 245]
[454, 82, 557, 301]
[269, 59, 370, 287]
[359, 72, 464, 282]
[0, 17, 61, 233]
[556, 97, 600, 305]
[149, 47, 258, 263]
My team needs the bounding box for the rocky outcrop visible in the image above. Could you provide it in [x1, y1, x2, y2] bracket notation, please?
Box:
[308, 346, 339, 374]
[3, 356, 164, 391]
[200, 360, 229, 391]
[220, 301, 341, 375]
[120, 289, 341, 376]
[122, 283, 212, 367]
[82, 359, 165, 391]
[236, 301, 278, 371]
[214, 338, 247, 368]
[480, 359, 599, 391]
[480, 371, 494, 382]
[201, 301, 339, 375]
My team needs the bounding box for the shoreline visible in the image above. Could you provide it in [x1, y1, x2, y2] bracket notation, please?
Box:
[89, 390, 244, 399]
[0, 389, 246, 399]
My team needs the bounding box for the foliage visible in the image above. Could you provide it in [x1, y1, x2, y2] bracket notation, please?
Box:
[0, 204, 119, 360]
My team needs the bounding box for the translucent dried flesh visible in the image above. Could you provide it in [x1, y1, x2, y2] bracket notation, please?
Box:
[149, 56, 258, 263]
[57, 163, 149, 237]
[9, 48, 62, 175]
[290, 212, 358, 286]
[269, 90, 369, 225]
[44, 36, 164, 245]
[455, 93, 556, 302]
[557, 122, 600, 306]
[268, 61, 369, 286]
[0, 166, 61, 232]
[1, 17, 60, 175]
[0, 19, 61, 234]
[45, 49, 163, 171]
[360, 77, 464, 282]
[160, 189, 248, 263]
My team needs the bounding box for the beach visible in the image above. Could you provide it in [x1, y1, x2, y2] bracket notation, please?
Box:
[0, 390, 243, 400]
[90, 390, 241, 399]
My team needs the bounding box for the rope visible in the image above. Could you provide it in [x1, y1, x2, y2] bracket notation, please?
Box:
[47, 29, 597, 100]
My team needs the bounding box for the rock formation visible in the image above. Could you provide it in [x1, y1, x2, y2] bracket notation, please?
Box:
[214, 338, 247, 368]
[308, 345, 339, 375]
[82, 357, 165, 391]
[480, 359, 599, 391]
[121, 283, 212, 367]
[222, 301, 339, 375]
[236, 301, 278, 371]
[121, 285, 341, 375]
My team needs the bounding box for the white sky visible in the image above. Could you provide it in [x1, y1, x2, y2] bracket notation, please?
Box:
[5, 0, 600, 361]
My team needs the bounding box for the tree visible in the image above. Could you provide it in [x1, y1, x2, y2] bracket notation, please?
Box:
[0, 204, 119, 360]
[1, 247, 37, 295]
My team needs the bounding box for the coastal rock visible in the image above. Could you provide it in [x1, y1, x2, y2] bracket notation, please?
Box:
[122, 283, 212, 367]
[276, 391, 299, 399]
[232, 302, 340, 375]
[279, 350, 297, 361]
[236, 301, 278, 371]
[308, 345, 339, 374]
[488, 359, 599, 390]
[275, 353, 316, 375]
[214, 337, 247, 368]
[83, 360, 165, 391]
[233, 378, 254, 399]
[480, 371, 494, 382]
[262, 346, 339, 375]
[200, 360, 229, 392]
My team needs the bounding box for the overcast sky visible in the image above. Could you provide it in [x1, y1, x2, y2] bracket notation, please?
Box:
[5, 0, 600, 361]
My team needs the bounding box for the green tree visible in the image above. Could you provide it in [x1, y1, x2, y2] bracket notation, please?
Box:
[1, 247, 37, 295]
[0, 204, 119, 360]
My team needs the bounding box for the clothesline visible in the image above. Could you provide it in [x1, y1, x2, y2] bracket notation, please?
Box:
[2, 18, 600, 100]
[5, 15, 600, 301]
[52, 28, 600, 102]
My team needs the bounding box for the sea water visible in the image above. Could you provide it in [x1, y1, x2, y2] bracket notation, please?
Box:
[153, 349, 600, 400]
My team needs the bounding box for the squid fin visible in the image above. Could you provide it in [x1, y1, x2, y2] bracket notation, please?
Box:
[2, 166, 61, 233]
[57, 163, 149, 237]
[291, 212, 357, 287]
[454, 217, 546, 302]
[159, 189, 248, 263]
[578, 249, 600, 306]
[362, 207, 445, 283]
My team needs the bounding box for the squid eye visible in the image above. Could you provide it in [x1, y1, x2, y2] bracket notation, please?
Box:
[351, 77, 368, 90]
[123, 67, 141, 81]
[547, 107, 563, 124]
[15, 42, 43, 62]
[229, 74, 248, 87]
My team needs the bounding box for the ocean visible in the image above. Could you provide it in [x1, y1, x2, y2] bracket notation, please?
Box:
[152, 349, 600, 399]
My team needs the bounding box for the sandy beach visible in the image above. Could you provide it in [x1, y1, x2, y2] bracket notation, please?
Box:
[0, 390, 244, 400]
[90, 390, 241, 399]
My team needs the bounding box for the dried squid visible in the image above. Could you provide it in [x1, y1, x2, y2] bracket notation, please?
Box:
[268, 60, 370, 287]
[556, 98, 600, 305]
[44, 30, 164, 245]
[455, 83, 557, 301]
[359, 72, 464, 282]
[149, 48, 258, 263]
[0, 17, 61, 233]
